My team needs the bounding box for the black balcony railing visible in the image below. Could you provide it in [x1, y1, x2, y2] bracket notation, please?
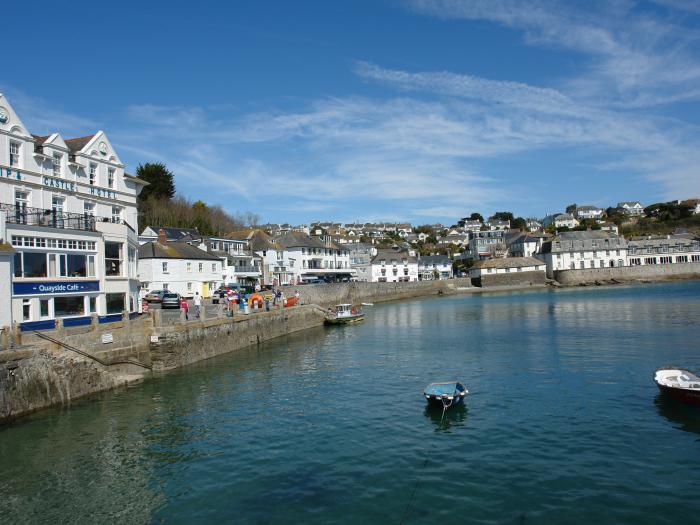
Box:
[1, 203, 134, 233]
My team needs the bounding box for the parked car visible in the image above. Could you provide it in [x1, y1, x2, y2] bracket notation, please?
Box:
[144, 290, 166, 303]
[161, 293, 182, 309]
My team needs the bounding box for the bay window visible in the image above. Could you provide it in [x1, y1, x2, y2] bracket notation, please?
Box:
[105, 242, 122, 276]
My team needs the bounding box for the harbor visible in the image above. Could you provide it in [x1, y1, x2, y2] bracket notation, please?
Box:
[2, 280, 700, 524]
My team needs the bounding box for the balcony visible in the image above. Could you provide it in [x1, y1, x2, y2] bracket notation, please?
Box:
[2, 203, 134, 233]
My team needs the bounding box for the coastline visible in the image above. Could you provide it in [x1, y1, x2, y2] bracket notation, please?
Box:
[2, 273, 699, 425]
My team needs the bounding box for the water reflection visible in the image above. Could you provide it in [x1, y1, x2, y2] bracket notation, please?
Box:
[423, 403, 468, 433]
[654, 394, 700, 438]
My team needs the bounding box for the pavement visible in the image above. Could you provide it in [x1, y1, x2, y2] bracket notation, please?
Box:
[146, 299, 278, 323]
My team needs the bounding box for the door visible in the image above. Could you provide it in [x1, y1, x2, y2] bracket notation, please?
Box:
[202, 281, 209, 298]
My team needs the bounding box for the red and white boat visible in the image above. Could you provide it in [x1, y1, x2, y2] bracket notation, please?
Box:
[654, 368, 700, 406]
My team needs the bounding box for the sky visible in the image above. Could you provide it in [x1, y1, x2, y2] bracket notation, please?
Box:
[3, 0, 700, 225]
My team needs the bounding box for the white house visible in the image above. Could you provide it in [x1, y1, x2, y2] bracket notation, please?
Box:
[627, 234, 700, 266]
[507, 233, 548, 258]
[417, 255, 453, 280]
[275, 231, 355, 283]
[469, 256, 546, 280]
[370, 249, 418, 282]
[349, 243, 376, 282]
[0, 93, 145, 328]
[539, 231, 628, 278]
[138, 231, 222, 298]
[468, 230, 507, 259]
[543, 213, 579, 229]
[617, 201, 644, 216]
[139, 226, 199, 245]
[575, 206, 604, 220]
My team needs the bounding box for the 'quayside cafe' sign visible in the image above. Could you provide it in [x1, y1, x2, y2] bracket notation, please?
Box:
[13, 281, 100, 296]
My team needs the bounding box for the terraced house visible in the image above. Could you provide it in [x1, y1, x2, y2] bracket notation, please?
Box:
[627, 234, 700, 266]
[0, 94, 145, 328]
[539, 231, 628, 278]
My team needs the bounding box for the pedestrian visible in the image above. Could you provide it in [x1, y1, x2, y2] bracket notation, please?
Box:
[265, 297, 270, 311]
[272, 289, 278, 307]
[181, 297, 189, 320]
[194, 292, 202, 318]
[219, 287, 225, 303]
[294, 289, 300, 305]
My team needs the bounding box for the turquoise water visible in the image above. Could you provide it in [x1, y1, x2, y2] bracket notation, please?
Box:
[2, 281, 700, 524]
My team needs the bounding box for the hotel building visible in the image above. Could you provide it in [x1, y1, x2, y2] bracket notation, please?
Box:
[0, 94, 146, 328]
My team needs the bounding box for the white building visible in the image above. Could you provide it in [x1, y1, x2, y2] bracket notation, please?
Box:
[0, 93, 145, 328]
[469, 257, 546, 280]
[138, 231, 222, 298]
[508, 233, 548, 258]
[539, 231, 628, 278]
[543, 213, 579, 229]
[627, 235, 700, 266]
[275, 231, 355, 283]
[139, 225, 199, 245]
[370, 249, 418, 282]
[468, 230, 507, 260]
[575, 206, 604, 220]
[617, 201, 644, 216]
[417, 255, 453, 280]
[349, 243, 376, 282]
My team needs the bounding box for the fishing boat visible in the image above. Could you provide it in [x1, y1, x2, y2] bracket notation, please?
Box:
[424, 381, 468, 409]
[324, 304, 364, 325]
[654, 368, 700, 407]
[361, 302, 374, 306]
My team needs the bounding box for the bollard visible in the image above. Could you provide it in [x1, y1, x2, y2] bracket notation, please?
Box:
[200, 305, 206, 321]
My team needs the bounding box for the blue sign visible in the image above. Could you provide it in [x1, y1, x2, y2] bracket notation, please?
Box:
[13, 280, 100, 296]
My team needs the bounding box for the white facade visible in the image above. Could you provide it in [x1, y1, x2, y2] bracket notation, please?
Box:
[138, 245, 222, 298]
[627, 236, 700, 266]
[469, 259, 546, 278]
[575, 206, 604, 220]
[417, 256, 453, 280]
[0, 94, 144, 327]
[617, 201, 644, 216]
[540, 231, 627, 278]
[543, 213, 580, 229]
[370, 250, 418, 282]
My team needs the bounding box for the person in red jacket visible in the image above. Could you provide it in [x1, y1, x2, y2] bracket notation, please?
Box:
[181, 297, 189, 320]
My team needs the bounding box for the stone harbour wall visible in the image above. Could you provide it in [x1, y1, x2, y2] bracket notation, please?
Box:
[478, 271, 547, 288]
[554, 262, 700, 286]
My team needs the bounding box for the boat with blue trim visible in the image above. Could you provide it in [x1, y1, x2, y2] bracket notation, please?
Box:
[424, 381, 468, 408]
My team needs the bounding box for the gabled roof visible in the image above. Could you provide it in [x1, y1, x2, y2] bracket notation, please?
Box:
[138, 241, 220, 261]
[371, 249, 417, 264]
[419, 255, 451, 265]
[141, 226, 200, 239]
[276, 231, 328, 249]
[65, 134, 96, 153]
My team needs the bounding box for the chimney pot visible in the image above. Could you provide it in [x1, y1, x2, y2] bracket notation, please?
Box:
[158, 228, 167, 245]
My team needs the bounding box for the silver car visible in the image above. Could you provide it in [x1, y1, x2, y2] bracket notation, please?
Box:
[161, 293, 181, 309]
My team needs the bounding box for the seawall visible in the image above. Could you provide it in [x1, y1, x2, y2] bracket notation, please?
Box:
[554, 262, 700, 286]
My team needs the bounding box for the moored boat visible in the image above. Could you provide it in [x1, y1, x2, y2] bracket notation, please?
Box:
[424, 381, 468, 409]
[654, 368, 700, 407]
[324, 304, 365, 325]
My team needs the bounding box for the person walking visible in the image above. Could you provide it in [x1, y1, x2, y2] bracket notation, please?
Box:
[181, 297, 189, 320]
[294, 289, 300, 305]
[194, 292, 202, 318]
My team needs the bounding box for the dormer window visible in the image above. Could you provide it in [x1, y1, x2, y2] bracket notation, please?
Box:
[9, 141, 20, 167]
[52, 153, 62, 177]
[89, 163, 97, 185]
[108, 167, 115, 188]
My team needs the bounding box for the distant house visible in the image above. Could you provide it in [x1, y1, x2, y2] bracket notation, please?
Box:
[468, 257, 546, 287]
[417, 255, 453, 280]
[681, 199, 700, 215]
[575, 206, 604, 220]
[349, 243, 376, 282]
[139, 226, 200, 245]
[138, 231, 222, 298]
[543, 213, 579, 229]
[468, 230, 507, 259]
[370, 249, 418, 282]
[508, 232, 549, 258]
[617, 201, 644, 216]
[599, 222, 619, 235]
[526, 219, 542, 231]
[457, 219, 483, 232]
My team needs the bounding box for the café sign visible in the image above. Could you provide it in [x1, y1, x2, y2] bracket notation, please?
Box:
[13, 280, 100, 296]
[1, 167, 21, 180]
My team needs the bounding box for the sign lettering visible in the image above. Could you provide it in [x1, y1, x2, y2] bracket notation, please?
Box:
[2, 167, 21, 180]
[12, 280, 100, 296]
[42, 175, 76, 192]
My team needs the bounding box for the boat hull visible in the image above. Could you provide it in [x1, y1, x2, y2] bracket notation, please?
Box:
[656, 383, 700, 407]
[324, 314, 365, 325]
[425, 394, 464, 408]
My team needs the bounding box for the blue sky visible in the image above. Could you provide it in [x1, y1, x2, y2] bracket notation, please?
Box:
[4, 0, 700, 225]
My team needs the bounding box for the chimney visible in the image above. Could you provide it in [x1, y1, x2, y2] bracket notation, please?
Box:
[158, 228, 167, 246]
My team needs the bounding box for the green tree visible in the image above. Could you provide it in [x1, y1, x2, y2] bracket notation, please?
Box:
[469, 212, 484, 222]
[512, 217, 527, 230]
[136, 162, 175, 202]
[489, 211, 514, 222]
[565, 203, 577, 214]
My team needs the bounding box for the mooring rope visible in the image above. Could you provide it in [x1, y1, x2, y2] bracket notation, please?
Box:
[400, 457, 429, 525]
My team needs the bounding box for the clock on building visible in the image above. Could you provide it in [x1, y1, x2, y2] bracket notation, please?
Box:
[99, 141, 108, 155]
[0, 107, 9, 124]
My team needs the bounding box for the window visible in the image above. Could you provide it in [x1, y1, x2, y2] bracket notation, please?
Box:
[22, 299, 31, 321]
[53, 153, 62, 177]
[10, 142, 20, 167]
[20, 252, 48, 278]
[106, 293, 125, 314]
[186, 262, 192, 272]
[111, 206, 122, 223]
[14, 190, 29, 223]
[162, 262, 168, 273]
[105, 242, 122, 276]
[187, 282, 192, 291]
[54, 296, 85, 317]
[107, 168, 115, 188]
[89, 163, 97, 185]
[199, 263, 203, 272]
[89, 297, 97, 313]
[67, 254, 88, 277]
[40, 299, 50, 318]
[212, 263, 216, 272]
[52, 196, 65, 227]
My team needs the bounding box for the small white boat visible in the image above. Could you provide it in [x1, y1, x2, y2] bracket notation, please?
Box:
[655, 367, 700, 406]
[361, 302, 374, 306]
[325, 304, 365, 325]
